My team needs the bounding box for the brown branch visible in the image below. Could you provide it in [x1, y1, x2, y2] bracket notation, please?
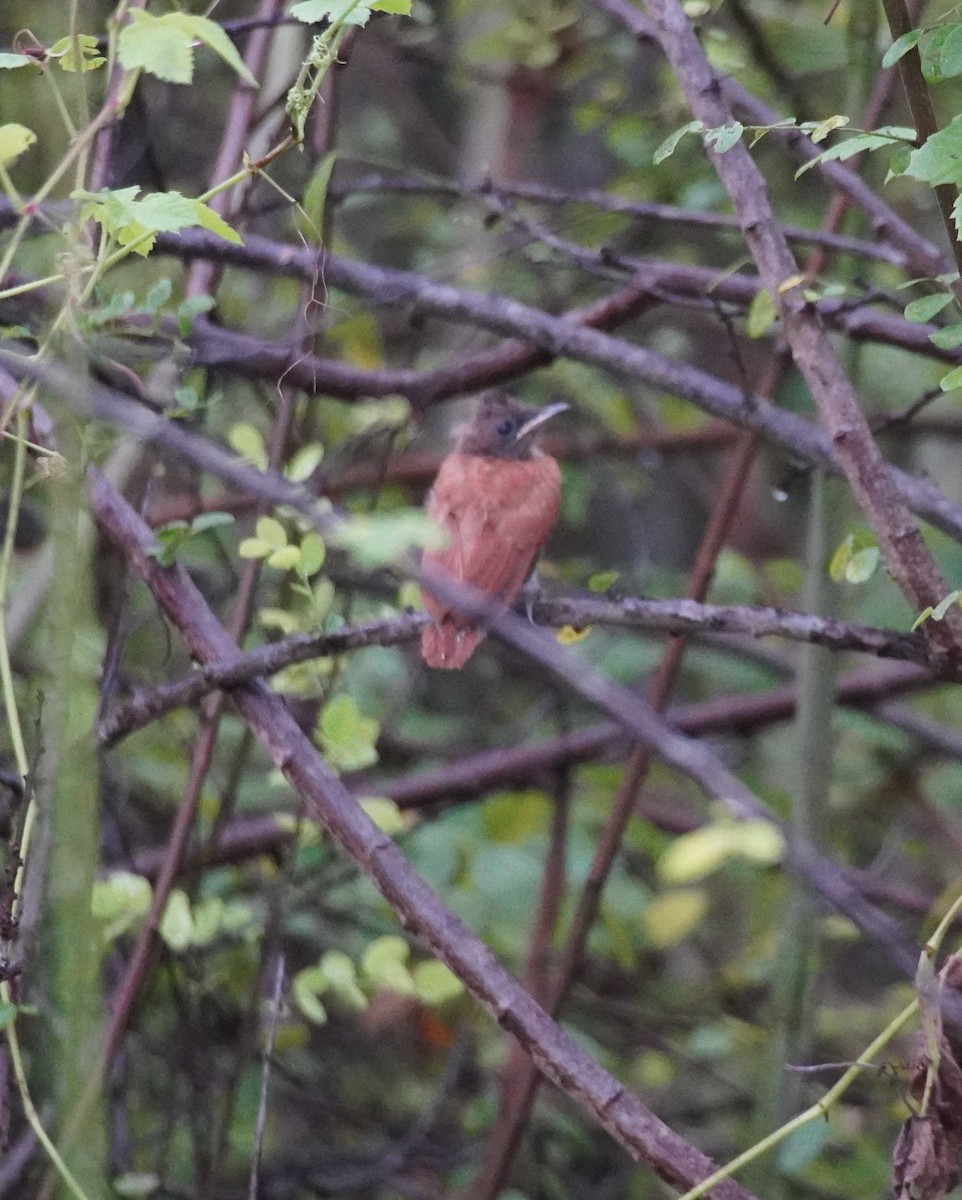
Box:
[88, 467, 755, 1199]
[96, 598, 935, 748]
[140, 233, 962, 547]
[630, 0, 962, 662]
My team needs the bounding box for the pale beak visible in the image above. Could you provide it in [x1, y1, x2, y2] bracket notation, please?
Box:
[514, 401, 569, 441]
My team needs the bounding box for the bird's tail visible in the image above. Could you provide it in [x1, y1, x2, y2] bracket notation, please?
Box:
[421, 621, 483, 669]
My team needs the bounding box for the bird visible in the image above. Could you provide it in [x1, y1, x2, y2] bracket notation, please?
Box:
[420, 392, 568, 669]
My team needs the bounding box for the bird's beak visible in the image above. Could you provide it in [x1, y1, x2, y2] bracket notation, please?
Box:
[514, 402, 569, 441]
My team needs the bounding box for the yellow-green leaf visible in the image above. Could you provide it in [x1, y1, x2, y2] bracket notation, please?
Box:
[0, 123, 36, 166]
[643, 888, 708, 949]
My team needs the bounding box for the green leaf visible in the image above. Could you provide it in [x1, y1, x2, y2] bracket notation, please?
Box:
[118, 11, 194, 83]
[171, 14, 259, 87]
[91, 871, 152, 940]
[292, 966, 329, 1024]
[940, 363, 962, 391]
[191, 199, 243, 245]
[159, 889, 194, 950]
[912, 606, 935, 631]
[936, 24, 962, 81]
[642, 889, 708, 949]
[904, 293, 954, 322]
[653, 120, 703, 165]
[882, 28, 921, 69]
[290, 0, 376, 27]
[704, 121, 743, 154]
[746, 287, 778, 338]
[190, 511, 234, 534]
[0, 53, 33, 70]
[50, 34, 106, 72]
[657, 825, 738, 884]
[332, 510, 446, 568]
[828, 530, 880, 583]
[777, 1119, 830, 1174]
[412, 960, 463, 1005]
[359, 796, 406, 834]
[808, 114, 849, 143]
[318, 950, 368, 1009]
[112, 1172, 161, 1197]
[0, 1001, 19, 1031]
[932, 590, 961, 621]
[906, 116, 962, 187]
[227, 422, 268, 469]
[922, 23, 957, 83]
[238, 538, 270, 559]
[657, 821, 783, 884]
[929, 323, 962, 349]
[266, 544, 302, 571]
[371, 0, 412, 11]
[482, 790, 549, 844]
[255, 516, 287, 549]
[0, 123, 36, 166]
[285, 442, 325, 482]
[297, 153, 338, 244]
[317, 694, 379, 771]
[587, 570, 620, 593]
[142, 277, 173, 314]
[844, 545, 880, 583]
[362, 935, 416, 994]
[312, 578, 335, 621]
[795, 131, 906, 178]
[73, 186, 239, 256]
[297, 532, 326, 577]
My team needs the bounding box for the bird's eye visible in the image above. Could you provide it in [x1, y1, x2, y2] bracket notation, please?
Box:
[496, 419, 514, 436]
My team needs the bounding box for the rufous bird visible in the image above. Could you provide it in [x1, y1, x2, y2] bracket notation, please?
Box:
[420, 392, 568, 669]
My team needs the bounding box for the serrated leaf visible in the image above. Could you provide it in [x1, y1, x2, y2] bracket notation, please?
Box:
[317, 694, 379, 771]
[882, 28, 921, 69]
[941, 363, 962, 391]
[904, 293, 954, 322]
[171, 14, 259, 87]
[653, 120, 703, 165]
[642, 889, 708, 949]
[191, 199, 243, 245]
[0, 124, 36, 166]
[412, 960, 463, 1005]
[746, 287, 777, 338]
[119, 12, 194, 83]
[50, 34, 106, 72]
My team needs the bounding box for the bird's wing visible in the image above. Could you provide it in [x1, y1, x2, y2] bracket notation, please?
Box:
[422, 454, 561, 620]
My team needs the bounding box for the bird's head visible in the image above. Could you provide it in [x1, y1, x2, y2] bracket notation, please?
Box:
[457, 392, 568, 460]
